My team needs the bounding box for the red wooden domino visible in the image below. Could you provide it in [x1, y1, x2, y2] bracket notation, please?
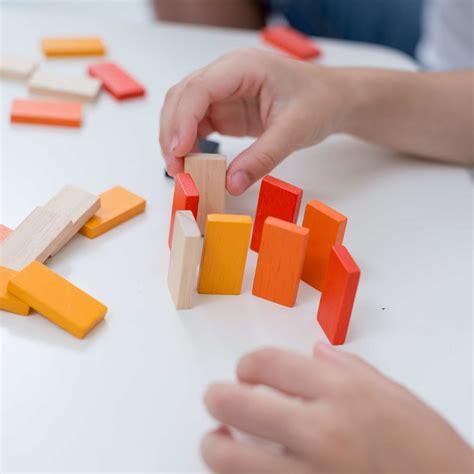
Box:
[261, 26, 322, 60]
[168, 173, 199, 248]
[0, 224, 12, 243]
[317, 245, 360, 345]
[88, 62, 145, 100]
[251, 175, 302, 252]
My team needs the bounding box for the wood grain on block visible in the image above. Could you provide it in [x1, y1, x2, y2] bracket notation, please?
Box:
[8, 261, 107, 338]
[10, 99, 82, 127]
[0, 207, 73, 271]
[167, 211, 203, 309]
[44, 185, 100, 255]
[0, 266, 30, 316]
[28, 70, 101, 102]
[41, 36, 106, 57]
[184, 153, 226, 233]
[0, 225, 12, 243]
[0, 55, 37, 79]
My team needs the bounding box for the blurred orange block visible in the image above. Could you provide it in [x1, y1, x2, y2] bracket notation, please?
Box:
[80, 186, 146, 238]
[0, 224, 12, 243]
[0, 266, 30, 316]
[11, 99, 82, 127]
[41, 36, 106, 57]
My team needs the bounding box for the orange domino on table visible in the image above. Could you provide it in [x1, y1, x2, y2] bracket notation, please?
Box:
[317, 245, 360, 345]
[302, 200, 347, 291]
[80, 186, 146, 239]
[88, 62, 145, 100]
[251, 175, 302, 252]
[0, 224, 12, 243]
[253, 217, 309, 307]
[42, 36, 106, 57]
[261, 26, 321, 60]
[0, 266, 30, 316]
[10, 99, 82, 127]
[168, 173, 199, 249]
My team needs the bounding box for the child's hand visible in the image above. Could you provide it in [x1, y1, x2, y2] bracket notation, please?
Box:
[159, 49, 348, 195]
[201, 343, 473, 473]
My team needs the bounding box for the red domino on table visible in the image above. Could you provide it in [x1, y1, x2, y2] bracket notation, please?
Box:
[168, 173, 199, 248]
[88, 62, 145, 100]
[0, 224, 12, 243]
[316, 245, 360, 345]
[250, 175, 302, 252]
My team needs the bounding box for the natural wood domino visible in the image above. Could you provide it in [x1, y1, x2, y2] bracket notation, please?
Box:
[41, 36, 106, 57]
[184, 153, 226, 233]
[0, 266, 30, 316]
[168, 211, 203, 309]
[10, 99, 82, 127]
[0, 225, 12, 243]
[0, 54, 37, 80]
[261, 26, 321, 60]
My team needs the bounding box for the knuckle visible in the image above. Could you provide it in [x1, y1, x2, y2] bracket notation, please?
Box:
[254, 149, 279, 173]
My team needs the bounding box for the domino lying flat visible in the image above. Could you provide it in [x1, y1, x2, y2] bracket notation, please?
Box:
[11, 99, 82, 127]
[0, 54, 37, 80]
[42, 36, 106, 57]
[0, 266, 30, 316]
[0, 225, 12, 243]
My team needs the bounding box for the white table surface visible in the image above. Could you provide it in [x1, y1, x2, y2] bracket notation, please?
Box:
[1, 3, 472, 473]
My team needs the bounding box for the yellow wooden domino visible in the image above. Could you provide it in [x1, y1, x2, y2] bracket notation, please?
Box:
[80, 186, 146, 239]
[7, 261, 106, 338]
[198, 214, 252, 295]
[41, 37, 106, 57]
[0, 266, 30, 316]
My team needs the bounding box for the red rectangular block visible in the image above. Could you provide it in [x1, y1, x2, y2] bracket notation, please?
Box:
[168, 173, 199, 249]
[317, 245, 360, 345]
[261, 26, 322, 60]
[0, 225, 12, 243]
[88, 62, 145, 100]
[10, 99, 82, 127]
[251, 175, 302, 252]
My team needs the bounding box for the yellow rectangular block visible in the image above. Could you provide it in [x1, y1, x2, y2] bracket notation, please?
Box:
[0, 266, 30, 316]
[8, 261, 106, 338]
[80, 186, 146, 239]
[42, 36, 106, 57]
[198, 214, 252, 295]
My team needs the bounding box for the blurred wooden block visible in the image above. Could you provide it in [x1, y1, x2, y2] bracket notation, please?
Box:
[252, 217, 309, 307]
[80, 186, 146, 239]
[0, 266, 30, 316]
[261, 26, 321, 60]
[28, 70, 101, 102]
[184, 154, 226, 233]
[0, 207, 73, 271]
[10, 99, 82, 127]
[0, 224, 12, 243]
[0, 54, 37, 80]
[198, 214, 252, 295]
[8, 261, 107, 338]
[168, 211, 203, 309]
[41, 36, 106, 57]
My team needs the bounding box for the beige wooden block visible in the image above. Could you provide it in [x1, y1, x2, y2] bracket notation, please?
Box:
[28, 70, 101, 102]
[44, 185, 100, 256]
[184, 153, 226, 233]
[167, 211, 203, 309]
[0, 207, 73, 271]
[0, 55, 37, 80]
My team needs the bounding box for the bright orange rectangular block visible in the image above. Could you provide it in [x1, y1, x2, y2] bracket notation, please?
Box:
[0, 224, 11, 243]
[317, 245, 360, 345]
[41, 36, 106, 57]
[80, 186, 146, 239]
[0, 266, 30, 316]
[302, 200, 347, 291]
[10, 99, 82, 127]
[7, 261, 106, 338]
[253, 217, 309, 307]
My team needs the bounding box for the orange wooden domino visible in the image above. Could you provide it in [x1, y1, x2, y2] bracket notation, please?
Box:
[253, 217, 309, 307]
[0, 224, 12, 243]
[0, 266, 30, 316]
[7, 261, 106, 338]
[41, 36, 106, 57]
[10, 99, 82, 127]
[317, 245, 360, 345]
[80, 186, 146, 239]
[302, 200, 347, 291]
[261, 26, 321, 60]
[168, 173, 199, 249]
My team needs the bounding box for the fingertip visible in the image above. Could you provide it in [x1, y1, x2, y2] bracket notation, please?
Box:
[227, 170, 252, 196]
[165, 155, 185, 177]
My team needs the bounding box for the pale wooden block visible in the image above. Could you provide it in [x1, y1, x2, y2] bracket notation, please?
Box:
[167, 211, 203, 309]
[28, 70, 101, 102]
[0, 55, 37, 80]
[0, 207, 73, 271]
[184, 153, 226, 233]
[44, 185, 100, 256]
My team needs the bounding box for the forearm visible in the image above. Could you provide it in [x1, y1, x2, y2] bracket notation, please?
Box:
[339, 69, 474, 165]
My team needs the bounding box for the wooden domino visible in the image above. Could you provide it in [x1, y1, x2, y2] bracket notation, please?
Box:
[0, 266, 30, 316]
[41, 36, 106, 57]
[251, 175, 302, 252]
[44, 185, 100, 255]
[0, 54, 37, 80]
[10, 99, 82, 127]
[261, 26, 321, 60]
[88, 62, 145, 100]
[80, 186, 146, 239]
[28, 70, 101, 102]
[0, 224, 12, 243]
[302, 200, 347, 291]
[184, 154, 226, 233]
[198, 214, 252, 295]
[167, 211, 203, 309]
[8, 261, 107, 338]
[168, 173, 199, 249]
[317, 245, 360, 345]
[0, 207, 73, 271]
[252, 217, 309, 307]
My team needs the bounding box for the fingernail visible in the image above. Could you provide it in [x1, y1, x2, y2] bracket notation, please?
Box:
[170, 134, 179, 153]
[229, 171, 251, 195]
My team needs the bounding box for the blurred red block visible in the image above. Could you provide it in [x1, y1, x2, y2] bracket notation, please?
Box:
[10, 99, 82, 127]
[0, 224, 12, 243]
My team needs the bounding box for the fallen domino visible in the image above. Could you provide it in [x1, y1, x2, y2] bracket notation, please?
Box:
[10, 99, 83, 127]
[0, 266, 30, 316]
[0, 54, 37, 80]
[41, 36, 106, 57]
[0, 224, 12, 243]
[261, 26, 321, 60]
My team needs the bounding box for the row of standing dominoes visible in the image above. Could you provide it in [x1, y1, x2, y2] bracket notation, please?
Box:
[166, 153, 360, 345]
